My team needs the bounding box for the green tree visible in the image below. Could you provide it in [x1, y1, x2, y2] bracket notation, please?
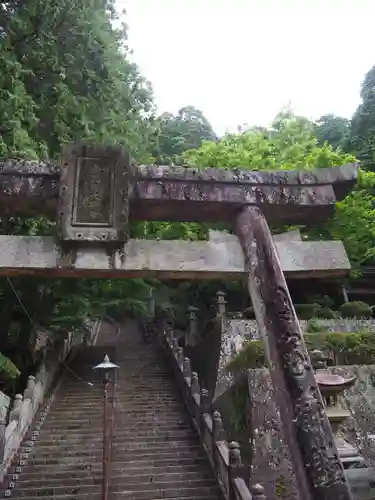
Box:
[350, 65, 375, 171]
[0, 0, 157, 383]
[315, 114, 351, 151]
[184, 111, 354, 170]
[152, 106, 217, 164]
[182, 111, 375, 270]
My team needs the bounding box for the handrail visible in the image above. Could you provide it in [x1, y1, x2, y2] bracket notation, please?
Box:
[162, 325, 266, 500]
[102, 326, 119, 500]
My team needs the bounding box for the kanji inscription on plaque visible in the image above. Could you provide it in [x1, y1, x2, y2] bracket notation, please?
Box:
[58, 144, 132, 243]
[74, 157, 113, 226]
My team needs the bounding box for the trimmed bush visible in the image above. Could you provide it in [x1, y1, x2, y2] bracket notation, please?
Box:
[339, 301, 372, 318]
[227, 330, 375, 371]
[316, 307, 337, 319]
[294, 303, 320, 319]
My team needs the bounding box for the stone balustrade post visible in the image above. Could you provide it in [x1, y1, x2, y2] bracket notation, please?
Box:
[200, 388, 210, 415]
[212, 410, 225, 443]
[191, 372, 200, 397]
[9, 394, 23, 421]
[251, 484, 266, 500]
[23, 375, 36, 401]
[177, 347, 184, 368]
[228, 441, 247, 494]
[183, 357, 192, 381]
[166, 324, 174, 344]
[186, 305, 198, 346]
[172, 338, 179, 354]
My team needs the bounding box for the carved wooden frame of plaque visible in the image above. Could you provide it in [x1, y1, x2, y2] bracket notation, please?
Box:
[58, 143, 132, 243]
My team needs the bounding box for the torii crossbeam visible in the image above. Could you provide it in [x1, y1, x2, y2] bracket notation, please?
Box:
[0, 144, 358, 500]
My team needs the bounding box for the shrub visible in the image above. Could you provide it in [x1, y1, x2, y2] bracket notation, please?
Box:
[0, 353, 20, 380]
[339, 301, 372, 318]
[227, 330, 375, 371]
[226, 340, 265, 372]
[316, 307, 337, 319]
[306, 319, 327, 333]
[294, 303, 320, 319]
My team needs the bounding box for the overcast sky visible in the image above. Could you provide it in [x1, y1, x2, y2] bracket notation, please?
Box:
[119, 0, 375, 135]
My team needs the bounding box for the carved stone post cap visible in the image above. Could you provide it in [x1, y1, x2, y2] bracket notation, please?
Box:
[184, 357, 190, 363]
[216, 290, 227, 301]
[201, 388, 209, 396]
[27, 375, 36, 381]
[187, 305, 198, 312]
[191, 371, 198, 378]
[251, 484, 265, 498]
[228, 441, 240, 450]
[14, 394, 23, 401]
[212, 410, 222, 419]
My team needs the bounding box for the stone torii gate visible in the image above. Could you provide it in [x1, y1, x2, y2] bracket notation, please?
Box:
[0, 144, 358, 500]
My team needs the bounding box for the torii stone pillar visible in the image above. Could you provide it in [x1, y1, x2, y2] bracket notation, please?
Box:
[235, 206, 352, 500]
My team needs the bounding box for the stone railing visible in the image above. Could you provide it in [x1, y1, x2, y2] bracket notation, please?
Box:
[163, 326, 266, 500]
[0, 318, 101, 481]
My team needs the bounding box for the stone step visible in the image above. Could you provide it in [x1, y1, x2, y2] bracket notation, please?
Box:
[24, 431, 198, 449]
[26, 441, 203, 459]
[7, 469, 215, 489]
[10, 455, 208, 475]
[35, 422, 191, 436]
[8, 494, 218, 500]
[2, 322, 221, 500]
[7, 480, 219, 498]
[20, 445, 204, 463]
[11, 463, 212, 482]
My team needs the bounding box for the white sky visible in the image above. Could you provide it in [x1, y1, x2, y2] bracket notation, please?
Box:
[119, 0, 375, 136]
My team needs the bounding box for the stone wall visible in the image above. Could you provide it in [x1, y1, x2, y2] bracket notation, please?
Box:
[0, 318, 101, 481]
[248, 365, 375, 500]
[227, 318, 375, 342]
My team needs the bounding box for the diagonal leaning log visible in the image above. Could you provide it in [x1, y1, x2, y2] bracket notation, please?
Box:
[235, 206, 353, 500]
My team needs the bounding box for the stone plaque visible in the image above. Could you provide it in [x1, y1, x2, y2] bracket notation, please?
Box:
[74, 157, 113, 226]
[58, 143, 133, 243]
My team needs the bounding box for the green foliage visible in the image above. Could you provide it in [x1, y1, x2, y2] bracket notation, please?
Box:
[315, 308, 337, 319]
[315, 114, 351, 151]
[306, 319, 327, 333]
[183, 110, 355, 170]
[226, 340, 265, 372]
[0, 353, 20, 380]
[0, 0, 157, 381]
[224, 383, 249, 435]
[308, 169, 375, 268]
[151, 106, 217, 164]
[294, 303, 320, 319]
[228, 331, 375, 371]
[350, 65, 375, 171]
[339, 301, 372, 319]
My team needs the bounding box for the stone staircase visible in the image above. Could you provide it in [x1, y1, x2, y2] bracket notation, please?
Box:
[1, 321, 222, 499]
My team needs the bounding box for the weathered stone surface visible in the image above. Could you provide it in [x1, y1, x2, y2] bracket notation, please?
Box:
[248, 368, 299, 500]
[0, 158, 358, 224]
[0, 235, 351, 278]
[246, 366, 375, 499]
[235, 206, 352, 500]
[136, 163, 357, 199]
[58, 144, 133, 243]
